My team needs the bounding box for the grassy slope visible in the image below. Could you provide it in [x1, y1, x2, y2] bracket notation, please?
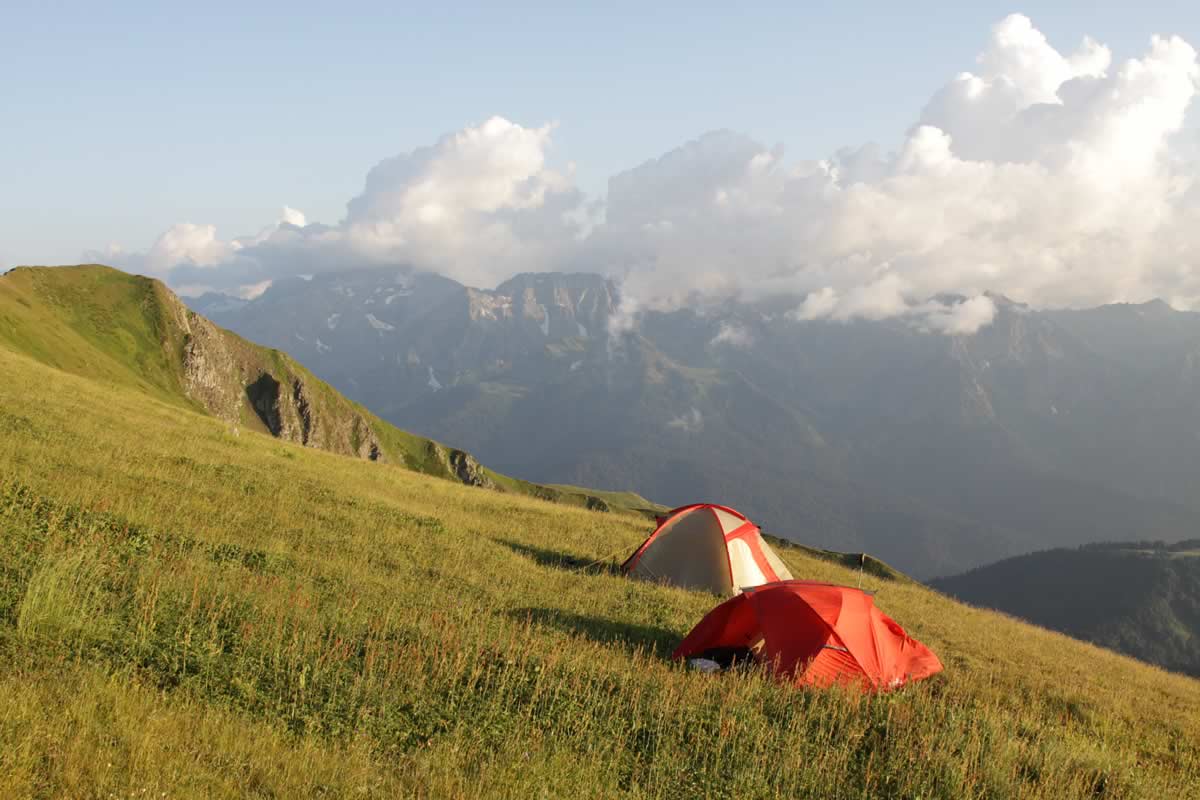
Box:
[761, 534, 913, 584]
[0, 265, 652, 515]
[1, 344, 1198, 799]
[0, 264, 193, 405]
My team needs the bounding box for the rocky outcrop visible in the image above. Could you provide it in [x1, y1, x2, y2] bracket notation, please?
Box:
[347, 414, 383, 462]
[246, 372, 288, 436]
[292, 379, 313, 444]
[161, 287, 386, 462]
[442, 447, 495, 489]
[585, 496, 611, 512]
[494, 273, 616, 339]
[165, 292, 245, 425]
[244, 373, 384, 460]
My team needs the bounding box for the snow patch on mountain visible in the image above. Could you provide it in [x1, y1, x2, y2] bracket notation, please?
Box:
[366, 313, 395, 332]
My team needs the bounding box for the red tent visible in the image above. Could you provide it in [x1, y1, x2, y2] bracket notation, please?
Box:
[673, 580, 943, 691]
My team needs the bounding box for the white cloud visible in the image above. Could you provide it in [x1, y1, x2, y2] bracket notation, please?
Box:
[790, 287, 838, 321]
[85, 208, 307, 284]
[596, 15, 1200, 333]
[667, 407, 703, 432]
[90, 16, 1200, 337]
[789, 282, 997, 335]
[918, 295, 998, 335]
[236, 279, 273, 299]
[710, 321, 754, 348]
[145, 223, 238, 273]
[341, 116, 584, 288]
[99, 120, 587, 294]
[281, 207, 307, 227]
[830, 275, 912, 322]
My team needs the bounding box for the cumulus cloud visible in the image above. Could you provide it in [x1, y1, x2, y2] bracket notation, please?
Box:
[96, 117, 587, 294]
[85, 210, 309, 297]
[281, 207, 307, 228]
[710, 321, 754, 348]
[789, 281, 998, 334]
[917, 296, 999, 335]
[92, 15, 1200, 335]
[597, 15, 1200, 333]
[791, 287, 838, 321]
[145, 223, 238, 273]
[341, 116, 585, 287]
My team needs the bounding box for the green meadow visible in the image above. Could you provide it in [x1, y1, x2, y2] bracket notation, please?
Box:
[0, 270, 1198, 798]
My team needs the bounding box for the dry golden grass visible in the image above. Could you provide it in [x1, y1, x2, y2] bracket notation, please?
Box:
[1, 344, 1198, 799]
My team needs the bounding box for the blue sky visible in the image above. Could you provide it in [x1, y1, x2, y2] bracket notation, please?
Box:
[5, 2, 1199, 269]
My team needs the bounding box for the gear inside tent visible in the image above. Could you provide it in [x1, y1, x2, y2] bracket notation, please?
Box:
[673, 580, 944, 692]
[621, 504, 793, 595]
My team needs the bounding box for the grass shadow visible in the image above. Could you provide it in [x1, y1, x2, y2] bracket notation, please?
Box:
[508, 607, 678, 659]
[496, 539, 623, 576]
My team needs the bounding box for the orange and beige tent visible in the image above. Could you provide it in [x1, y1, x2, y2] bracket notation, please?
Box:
[673, 580, 943, 691]
[621, 504, 793, 595]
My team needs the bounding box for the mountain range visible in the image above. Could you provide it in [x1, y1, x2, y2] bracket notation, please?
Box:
[194, 269, 1200, 578]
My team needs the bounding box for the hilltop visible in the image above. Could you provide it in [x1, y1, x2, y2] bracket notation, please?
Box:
[0, 265, 655, 515]
[0, 265, 1198, 797]
[933, 541, 1200, 677]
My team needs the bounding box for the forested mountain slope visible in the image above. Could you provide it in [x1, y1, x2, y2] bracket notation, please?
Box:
[933, 542, 1200, 677]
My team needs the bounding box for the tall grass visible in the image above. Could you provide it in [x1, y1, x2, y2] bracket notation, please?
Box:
[1, 344, 1198, 798]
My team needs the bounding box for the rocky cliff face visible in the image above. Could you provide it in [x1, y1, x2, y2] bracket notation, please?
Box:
[491, 272, 617, 340]
[178, 313, 245, 425]
[243, 371, 381, 460]
[163, 288, 383, 461]
[441, 447, 495, 489]
[199, 269, 618, 423]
